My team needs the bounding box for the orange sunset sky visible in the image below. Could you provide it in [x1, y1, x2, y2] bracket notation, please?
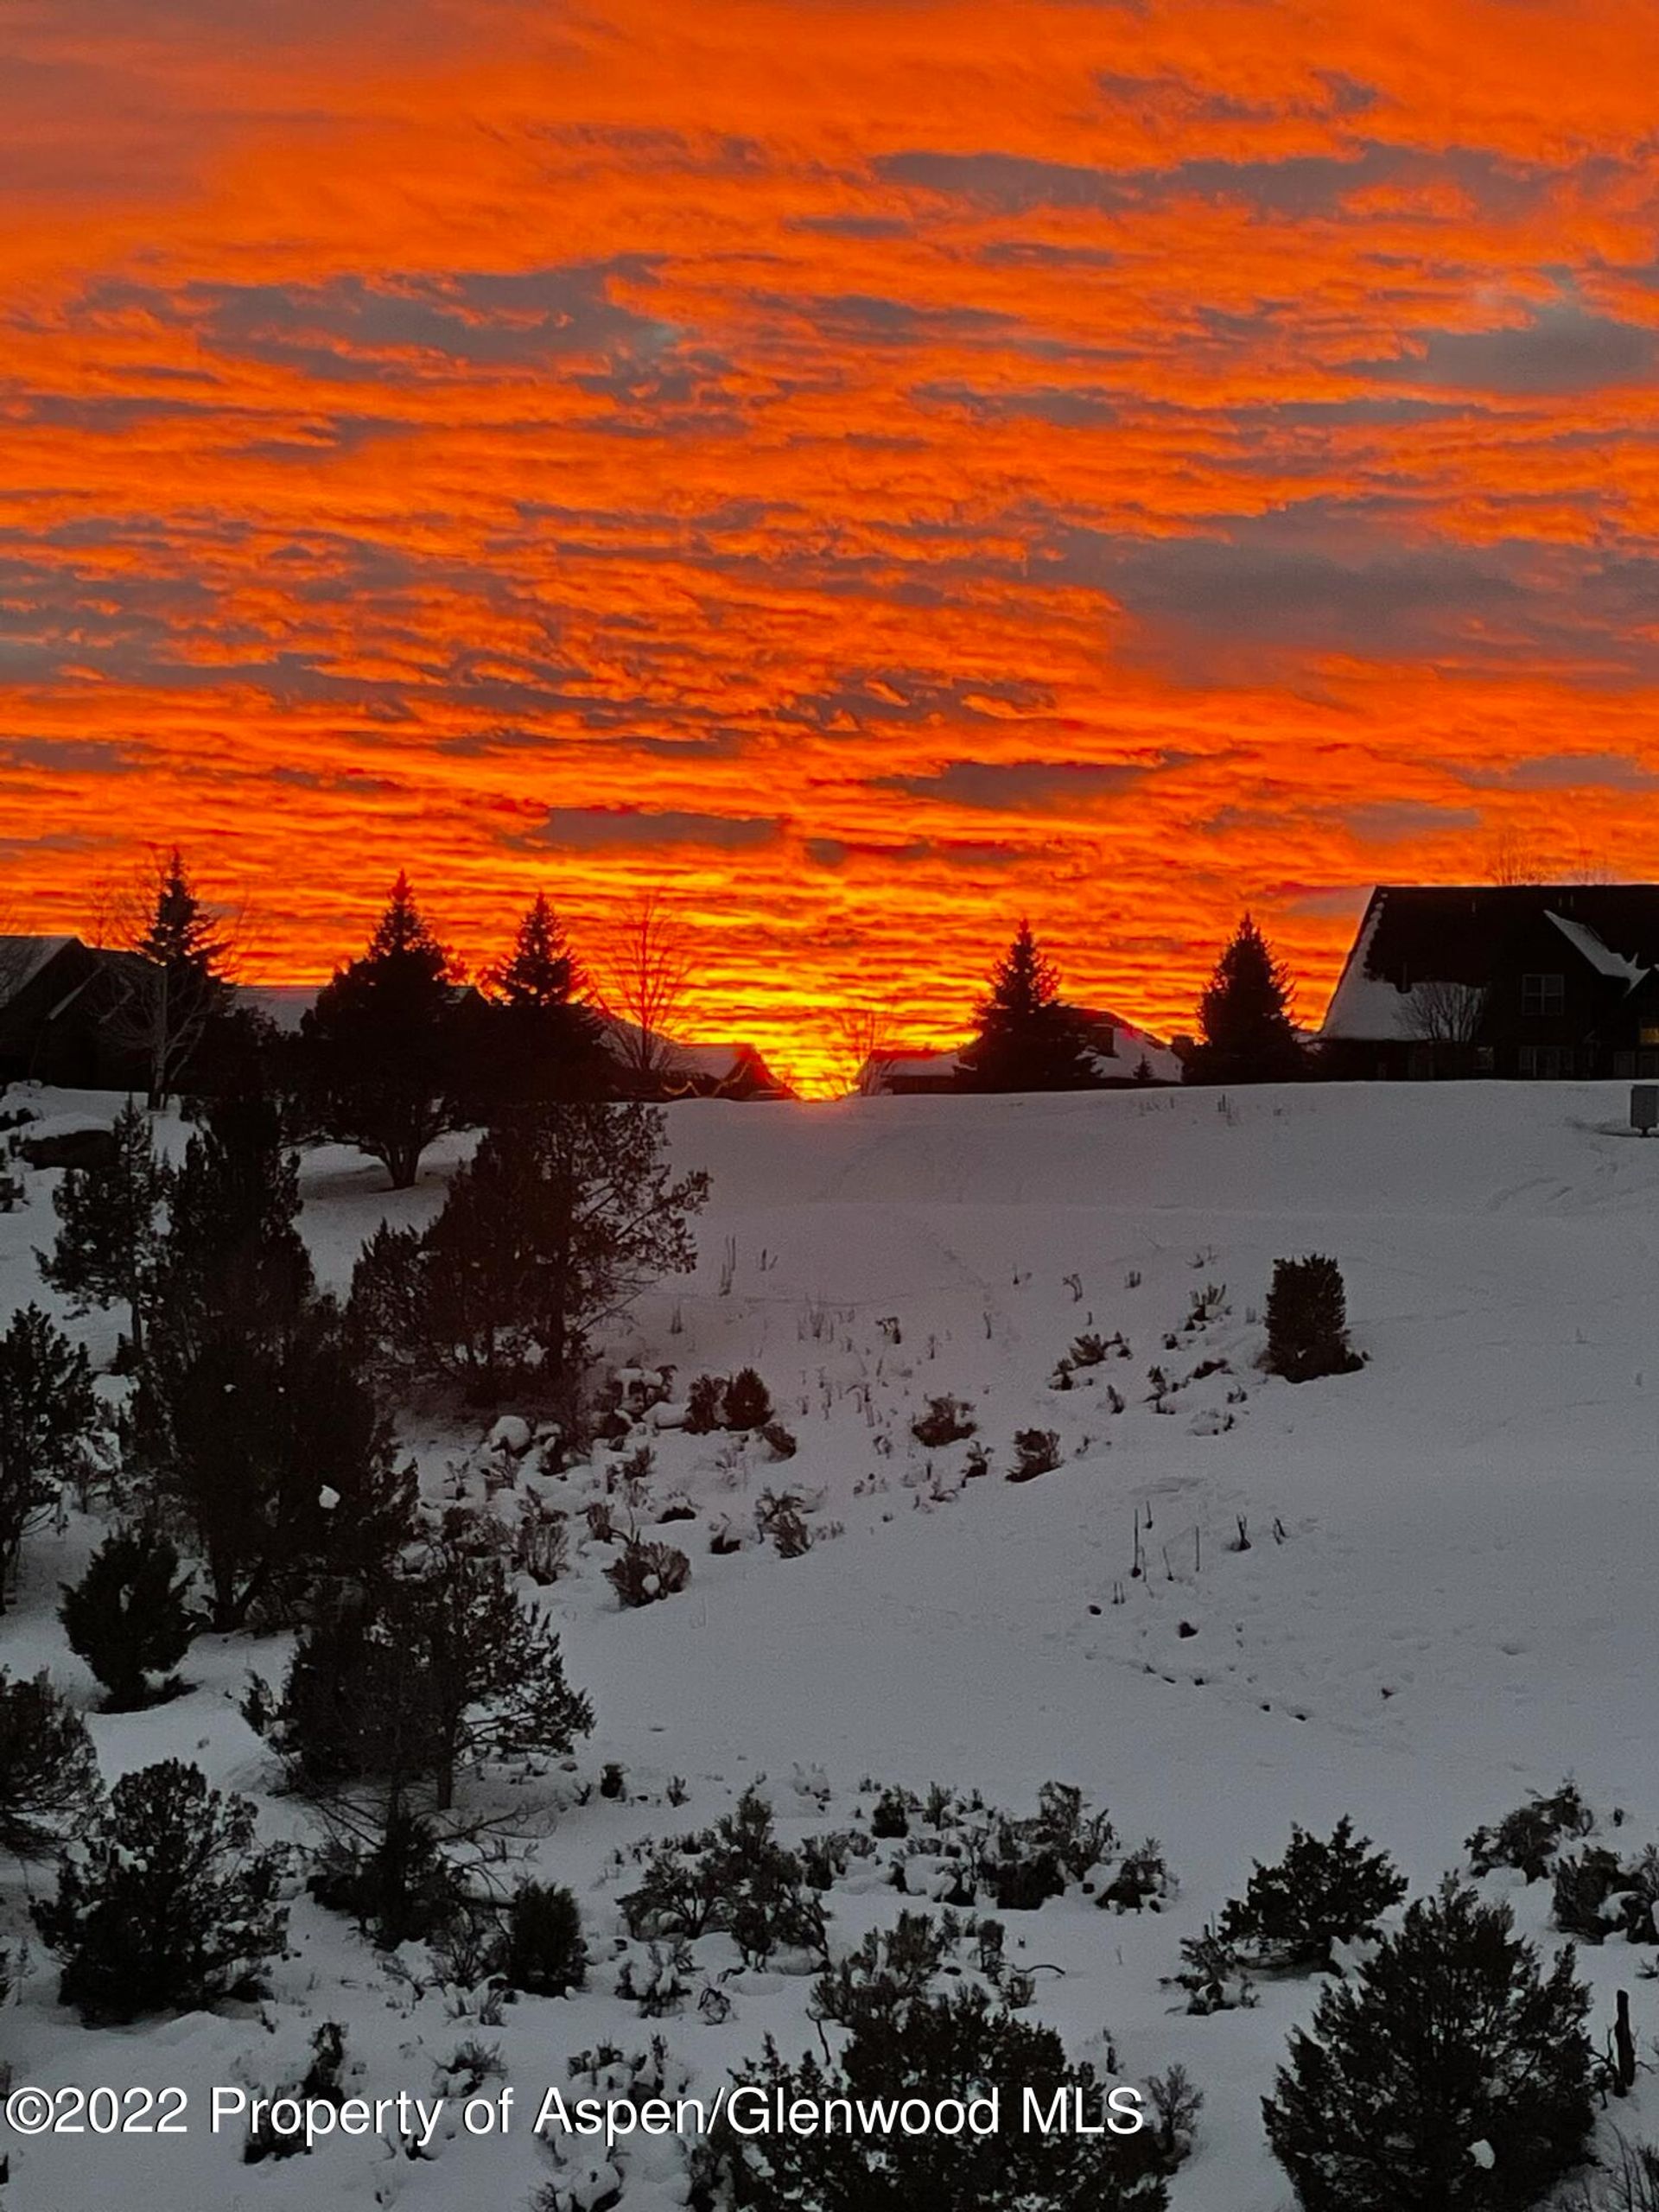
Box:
[3, 0, 1659, 1093]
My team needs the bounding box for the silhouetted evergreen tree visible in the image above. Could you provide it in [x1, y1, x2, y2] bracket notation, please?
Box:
[1185, 914, 1305, 1085]
[33, 1759, 287, 2024]
[60, 1524, 195, 1711]
[0, 1306, 101, 1609]
[279, 1533, 592, 1810]
[0, 1669, 101, 1858]
[125, 849, 234, 1106]
[1263, 1880, 1592, 2211]
[349, 1101, 708, 1405]
[955, 922, 1100, 1092]
[1265, 1255, 1362, 1383]
[37, 1098, 171, 1357]
[126, 1295, 415, 1630]
[299, 874, 465, 1188]
[153, 1090, 313, 1357]
[481, 893, 609, 1108]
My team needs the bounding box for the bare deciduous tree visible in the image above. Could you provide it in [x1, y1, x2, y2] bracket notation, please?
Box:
[596, 893, 695, 1087]
[1404, 977, 1489, 1047]
[1484, 828, 1543, 886]
[92, 850, 242, 1107]
[823, 1006, 896, 1096]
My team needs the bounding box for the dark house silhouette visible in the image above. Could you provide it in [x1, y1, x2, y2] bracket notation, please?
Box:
[1319, 885, 1659, 1079]
[0, 937, 150, 1087]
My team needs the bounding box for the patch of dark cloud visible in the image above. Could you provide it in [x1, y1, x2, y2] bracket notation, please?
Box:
[912, 380, 1122, 428]
[1361, 304, 1658, 395]
[781, 671, 1051, 730]
[878, 753, 1193, 810]
[805, 835, 1020, 869]
[524, 806, 785, 852]
[83, 261, 672, 380]
[0, 736, 140, 774]
[1341, 799, 1482, 842]
[1454, 750, 1659, 791]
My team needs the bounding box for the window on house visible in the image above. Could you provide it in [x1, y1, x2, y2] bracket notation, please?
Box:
[1521, 972, 1564, 1017]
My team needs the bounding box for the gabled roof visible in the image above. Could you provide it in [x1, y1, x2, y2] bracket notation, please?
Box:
[1319, 884, 1659, 1041]
[0, 934, 78, 1007]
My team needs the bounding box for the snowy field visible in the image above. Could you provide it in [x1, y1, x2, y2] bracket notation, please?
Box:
[5, 1077, 1659, 2209]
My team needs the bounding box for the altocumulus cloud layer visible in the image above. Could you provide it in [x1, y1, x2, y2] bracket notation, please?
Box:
[3, 0, 1659, 1084]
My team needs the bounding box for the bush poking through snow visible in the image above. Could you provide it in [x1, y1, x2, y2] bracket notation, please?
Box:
[1560, 2136, 1659, 2211]
[606, 1535, 692, 1608]
[621, 1789, 828, 1967]
[1217, 1818, 1407, 1972]
[723, 1367, 774, 1431]
[1007, 1427, 1062, 1483]
[1263, 1255, 1363, 1383]
[1467, 1778, 1596, 1882]
[707, 1986, 1174, 2209]
[308, 1802, 467, 1949]
[807, 1910, 955, 2034]
[1262, 1878, 1593, 2212]
[1169, 1928, 1257, 2014]
[59, 1522, 195, 1711]
[0, 1668, 101, 1859]
[503, 1880, 587, 1997]
[911, 1395, 978, 1447]
[33, 1758, 289, 2024]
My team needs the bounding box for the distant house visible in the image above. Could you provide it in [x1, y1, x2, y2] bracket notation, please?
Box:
[592, 1015, 792, 1100]
[1319, 884, 1659, 1079]
[0, 936, 149, 1087]
[856, 1007, 1181, 1096]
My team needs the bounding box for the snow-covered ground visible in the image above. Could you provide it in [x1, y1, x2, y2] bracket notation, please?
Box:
[5, 1077, 1659, 2209]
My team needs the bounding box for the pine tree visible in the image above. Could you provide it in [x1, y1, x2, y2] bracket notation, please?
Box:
[1265, 1255, 1362, 1383]
[125, 1295, 415, 1630]
[299, 874, 465, 1189]
[955, 922, 1101, 1092]
[127, 849, 233, 1107]
[1185, 914, 1306, 1085]
[483, 893, 609, 1108]
[37, 1098, 171, 1357]
[33, 1759, 288, 2024]
[349, 1101, 709, 1405]
[716, 1984, 1170, 2209]
[60, 1524, 196, 1711]
[0, 1669, 101, 1858]
[0, 1305, 101, 1609]
[154, 1090, 313, 1355]
[278, 1535, 592, 1811]
[1262, 1879, 1592, 2211]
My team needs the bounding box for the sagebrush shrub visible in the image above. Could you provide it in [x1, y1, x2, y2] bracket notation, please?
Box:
[1007, 1428, 1062, 1482]
[606, 1535, 691, 1608]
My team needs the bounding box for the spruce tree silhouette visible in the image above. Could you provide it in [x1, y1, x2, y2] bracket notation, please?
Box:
[956, 922, 1100, 1092]
[1185, 914, 1306, 1084]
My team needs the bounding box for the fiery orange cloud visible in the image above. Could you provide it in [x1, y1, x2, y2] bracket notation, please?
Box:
[3, 0, 1659, 1091]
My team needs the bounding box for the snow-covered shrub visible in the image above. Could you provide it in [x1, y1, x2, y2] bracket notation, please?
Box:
[1263, 1880, 1593, 2212]
[243, 2023, 350, 2165]
[1263, 1255, 1363, 1383]
[684, 1373, 724, 1433]
[755, 1488, 817, 1558]
[807, 1911, 955, 2034]
[504, 1880, 586, 1997]
[1561, 2138, 1659, 2211]
[1007, 1427, 1062, 1482]
[706, 1986, 1172, 2209]
[1552, 1843, 1659, 1945]
[615, 1938, 692, 2017]
[1099, 1839, 1175, 1913]
[621, 1789, 828, 1967]
[536, 2038, 695, 2212]
[1467, 1778, 1595, 1882]
[59, 1522, 195, 1711]
[512, 1494, 570, 1585]
[870, 1784, 916, 1840]
[911, 1395, 978, 1446]
[1168, 1928, 1256, 2014]
[1146, 2063, 1204, 2167]
[0, 1669, 100, 1859]
[723, 1367, 774, 1431]
[34, 1759, 288, 2024]
[759, 1419, 798, 1459]
[605, 1535, 691, 1608]
[1217, 1818, 1406, 1971]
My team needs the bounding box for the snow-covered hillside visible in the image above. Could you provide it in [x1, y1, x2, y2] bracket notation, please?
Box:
[5, 1078, 1659, 2210]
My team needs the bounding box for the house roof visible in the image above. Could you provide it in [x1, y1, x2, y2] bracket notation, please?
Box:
[0, 934, 77, 1007]
[1319, 884, 1659, 1041]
